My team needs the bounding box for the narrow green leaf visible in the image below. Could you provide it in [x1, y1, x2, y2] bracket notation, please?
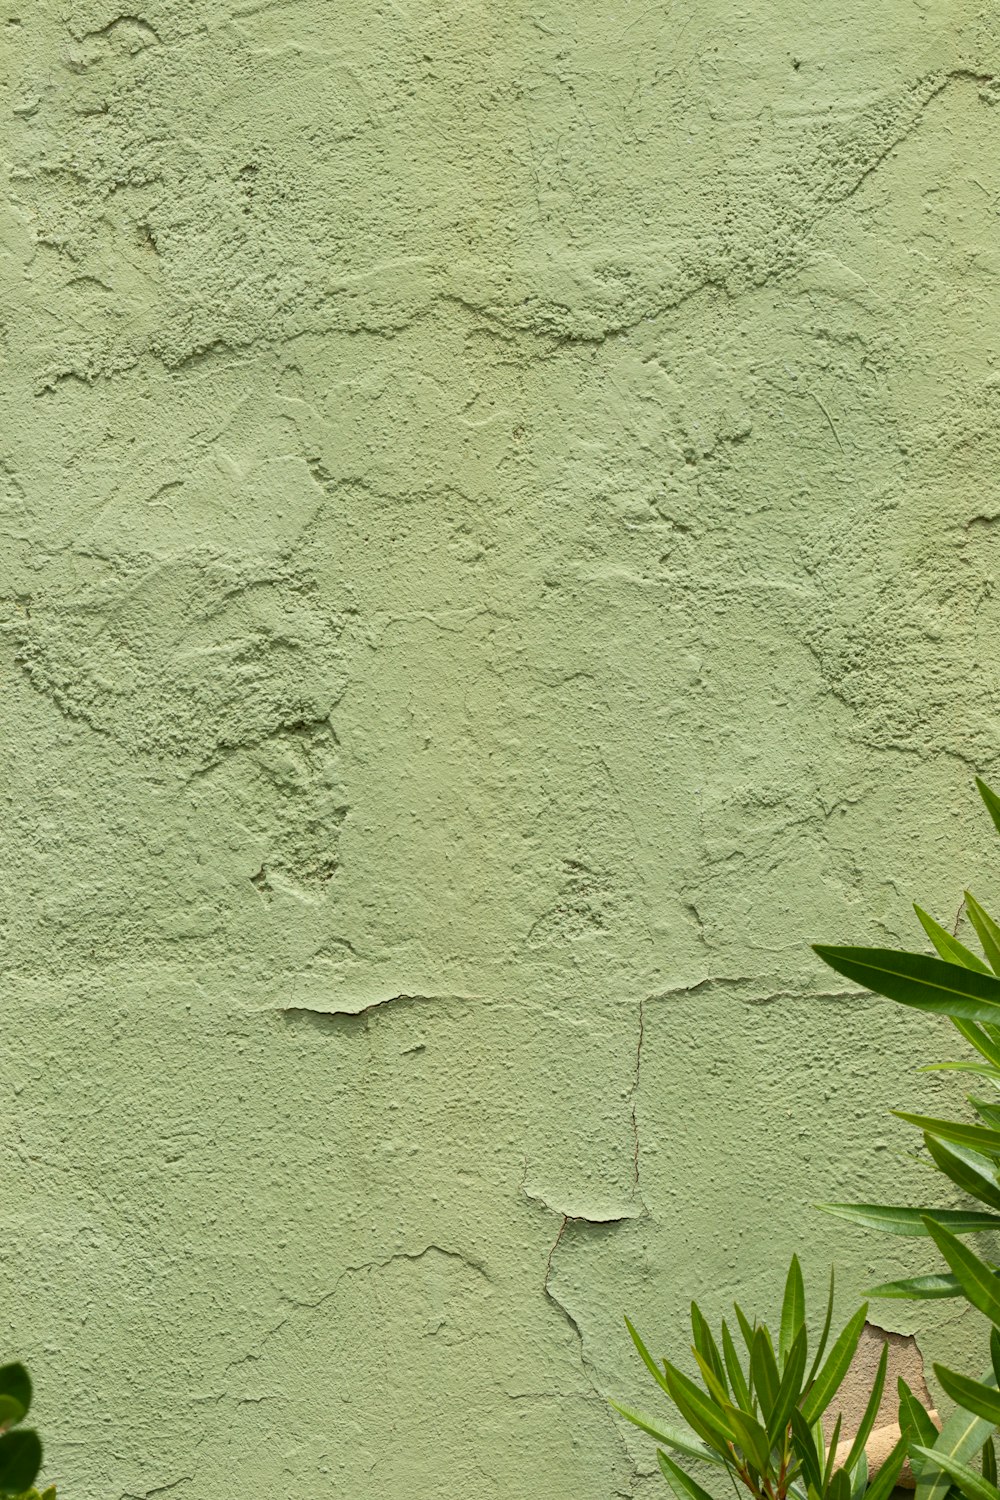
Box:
[721, 1320, 752, 1414]
[922, 1216, 1000, 1323]
[780, 1256, 806, 1365]
[691, 1303, 727, 1394]
[806, 1269, 836, 1386]
[790, 1408, 823, 1493]
[917, 1368, 998, 1500]
[818, 1203, 1000, 1236]
[751, 1326, 779, 1418]
[625, 1317, 672, 1400]
[0, 1430, 40, 1495]
[767, 1327, 807, 1444]
[823, 1413, 843, 1491]
[912, 1446, 1000, 1500]
[657, 1449, 720, 1500]
[608, 1402, 722, 1464]
[801, 1303, 868, 1425]
[915, 905, 992, 973]
[842, 1341, 888, 1475]
[828, 1465, 851, 1500]
[862, 1437, 908, 1500]
[868, 1271, 962, 1299]
[920, 1061, 1000, 1075]
[971, 1096, 1000, 1131]
[967, 894, 1000, 975]
[734, 1303, 756, 1357]
[898, 1376, 938, 1469]
[952, 1020, 1000, 1069]
[991, 1327, 1000, 1389]
[724, 1402, 773, 1474]
[662, 1360, 736, 1454]
[977, 777, 1000, 838]
[895, 1112, 1000, 1155]
[812, 945, 1000, 1023]
[692, 1348, 730, 1408]
[933, 1365, 1000, 1426]
[924, 1135, 1000, 1212]
[849, 1450, 869, 1500]
[984, 1439, 997, 1487]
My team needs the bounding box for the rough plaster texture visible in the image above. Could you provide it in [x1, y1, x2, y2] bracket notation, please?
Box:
[4, 1, 1000, 1496]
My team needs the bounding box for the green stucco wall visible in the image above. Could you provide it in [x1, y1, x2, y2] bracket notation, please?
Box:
[4, 2, 1000, 1495]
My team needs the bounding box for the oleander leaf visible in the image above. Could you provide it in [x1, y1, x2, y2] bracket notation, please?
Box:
[922, 1217, 1000, 1324]
[801, 1303, 867, 1424]
[868, 1271, 962, 1299]
[813, 945, 1000, 1023]
[780, 1256, 806, 1364]
[915, 906, 992, 974]
[818, 1203, 1000, 1236]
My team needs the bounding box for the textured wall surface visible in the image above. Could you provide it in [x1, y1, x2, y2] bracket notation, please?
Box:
[4, 2, 1000, 1496]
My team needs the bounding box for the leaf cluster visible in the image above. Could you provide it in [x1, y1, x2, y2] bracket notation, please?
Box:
[614, 1257, 907, 1500]
[812, 776, 1000, 1500]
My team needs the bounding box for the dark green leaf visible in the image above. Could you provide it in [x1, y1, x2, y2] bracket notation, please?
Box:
[662, 1360, 736, 1454]
[657, 1449, 719, 1500]
[721, 1320, 752, 1414]
[911, 1447, 1000, 1500]
[0, 1398, 24, 1432]
[895, 1112, 1000, 1155]
[967, 894, 1000, 976]
[0, 1430, 40, 1495]
[780, 1256, 806, 1365]
[768, 1327, 807, 1444]
[863, 1437, 908, 1500]
[924, 1135, 1000, 1212]
[934, 1366, 1000, 1425]
[922, 1217, 1000, 1323]
[849, 1451, 869, 1500]
[0, 1369, 30, 1424]
[818, 1203, 1000, 1236]
[868, 1271, 962, 1300]
[915, 906, 992, 974]
[842, 1341, 888, 1475]
[823, 1414, 843, 1491]
[984, 1439, 997, 1487]
[812, 946, 1000, 1023]
[724, 1402, 773, 1474]
[691, 1303, 727, 1394]
[801, 1303, 868, 1424]
[992, 1327, 1000, 1389]
[608, 1402, 722, 1464]
[751, 1326, 779, 1418]
[898, 1376, 938, 1467]
[790, 1408, 823, 1493]
[828, 1465, 851, 1500]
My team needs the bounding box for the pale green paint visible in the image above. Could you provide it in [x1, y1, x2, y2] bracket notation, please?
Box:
[2, 2, 1000, 1495]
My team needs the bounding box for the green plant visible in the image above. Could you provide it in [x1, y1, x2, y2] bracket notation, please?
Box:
[815, 777, 1000, 1441]
[0, 1363, 43, 1498]
[614, 1256, 907, 1500]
